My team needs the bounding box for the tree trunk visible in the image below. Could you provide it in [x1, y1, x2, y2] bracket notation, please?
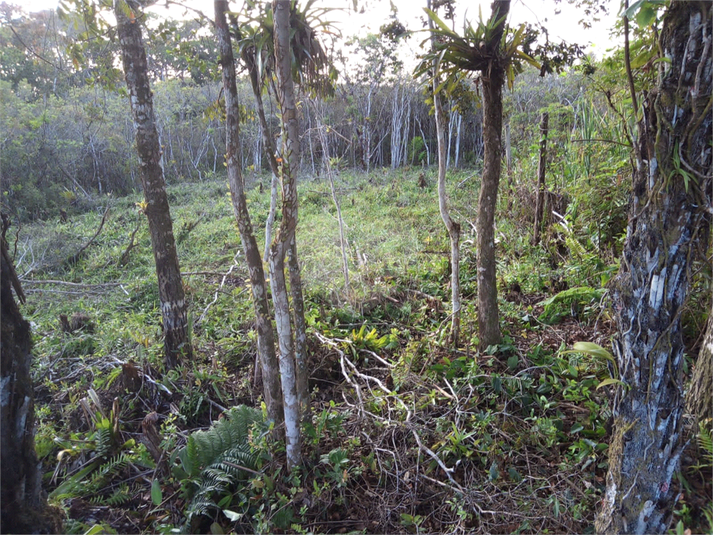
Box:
[270, 0, 305, 470]
[687, 312, 712, 423]
[1, 227, 62, 534]
[287, 236, 309, 417]
[596, 3, 712, 533]
[115, 0, 191, 369]
[429, 0, 461, 346]
[476, 0, 510, 351]
[532, 112, 549, 246]
[215, 0, 284, 429]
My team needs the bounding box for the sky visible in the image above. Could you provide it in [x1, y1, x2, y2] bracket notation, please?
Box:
[28, 0, 621, 59]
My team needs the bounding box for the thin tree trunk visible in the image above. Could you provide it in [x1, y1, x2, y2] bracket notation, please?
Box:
[271, 0, 305, 469]
[115, 0, 192, 369]
[316, 115, 350, 292]
[429, 0, 461, 346]
[454, 113, 462, 168]
[505, 122, 512, 184]
[596, 3, 712, 533]
[215, 0, 284, 429]
[476, 0, 509, 351]
[287, 236, 308, 417]
[532, 112, 549, 246]
[1, 226, 61, 535]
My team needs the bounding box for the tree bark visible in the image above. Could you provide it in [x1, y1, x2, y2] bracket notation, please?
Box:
[532, 112, 549, 246]
[596, 3, 712, 533]
[1, 227, 62, 534]
[215, 0, 284, 429]
[270, 0, 306, 470]
[429, 0, 461, 346]
[476, 0, 510, 350]
[115, 0, 191, 369]
[687, 311, 712, 423]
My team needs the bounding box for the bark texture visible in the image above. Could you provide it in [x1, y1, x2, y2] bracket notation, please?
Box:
[215, 0, 284, 429]
[115, 0, 191, 368]
[532, 112, 549, 246]
[270, 0, 306, 469]
[476, 0, 510, 350]
[596, 3, 712, 533]
[1, 231, 62, 534]
[687, 311, 712, 423]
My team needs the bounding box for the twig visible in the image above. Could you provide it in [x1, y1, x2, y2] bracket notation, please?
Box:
[119, 215, 142, 266]
[196, 254, 242, 326]
[410, 429, 462, 491]
[62, 206, 110, 268]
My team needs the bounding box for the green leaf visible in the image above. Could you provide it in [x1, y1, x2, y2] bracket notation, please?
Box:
[83, 525, 108, 535]
[423, 8, 458, 37]
[596, 377, 625, 390]
[570, 423, 584, 434]
[488, 461, 499, 481]
[150, 478, 163, 506]
[507, 354, 519, 370]
[223, 509, 244, 522]
[636, 5, 656, 27]
[564, 342, 614, 363]
[507, 467, 522, 482]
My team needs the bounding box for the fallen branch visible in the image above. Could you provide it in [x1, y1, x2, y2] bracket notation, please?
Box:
[20, 279, 122, 288]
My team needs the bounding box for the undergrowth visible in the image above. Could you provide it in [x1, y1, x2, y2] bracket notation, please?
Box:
[12, 166, 711, 534]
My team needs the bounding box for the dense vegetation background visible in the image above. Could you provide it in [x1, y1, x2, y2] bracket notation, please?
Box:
[0, 1, 710, 534]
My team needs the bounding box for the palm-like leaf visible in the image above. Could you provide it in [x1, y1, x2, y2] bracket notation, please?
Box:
[414, 7, 540, 92]
[234, 1, 338, 96]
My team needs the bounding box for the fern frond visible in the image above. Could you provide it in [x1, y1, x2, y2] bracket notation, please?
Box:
[176, 405, 266, 522]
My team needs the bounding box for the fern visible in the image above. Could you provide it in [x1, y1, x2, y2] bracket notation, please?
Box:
[172, 405, 268, 524]
[178, 405, 264, 479]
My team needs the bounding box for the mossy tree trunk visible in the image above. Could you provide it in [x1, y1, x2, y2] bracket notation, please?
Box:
[215, 0, 284, 430]
[1, 229, 61, 534]
[114, 0, 191, 369]
[596, 3, 712, 533]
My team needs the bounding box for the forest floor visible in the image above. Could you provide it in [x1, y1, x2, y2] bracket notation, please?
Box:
[13, 169, 712, 534]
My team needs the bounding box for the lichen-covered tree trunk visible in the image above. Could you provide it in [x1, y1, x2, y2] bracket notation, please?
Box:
[476, 0, 510, 350]
[596, 3, 712, 533]
[115, 0, 191, 369]
[270, 0, 306, 469]
[687, 312, 712, 423]
[428, 0, 461, 346]
[532, 112, 549, 246]
[1, 231, 61, 534]
[215, 0, 284, 429]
